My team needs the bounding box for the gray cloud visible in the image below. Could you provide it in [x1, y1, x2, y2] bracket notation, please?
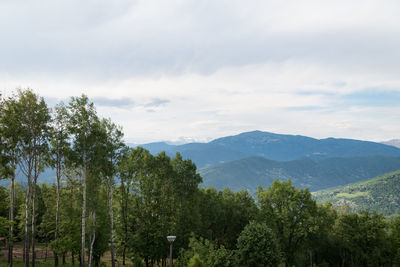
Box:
[1, 1, 400, 79]
[144, 98, 170, 108]
[92, 97, 135, 108]
[2, 1, 400, 144]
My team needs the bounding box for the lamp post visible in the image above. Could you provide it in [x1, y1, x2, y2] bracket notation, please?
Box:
[167, 236, 176, 267]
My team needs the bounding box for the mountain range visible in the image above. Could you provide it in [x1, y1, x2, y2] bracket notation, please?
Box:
[137, 131, 400, 196]
[141, 131, 400, 168]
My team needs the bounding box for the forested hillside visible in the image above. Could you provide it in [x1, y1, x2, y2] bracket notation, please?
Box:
[313, 170, 400, 215]
[199, 155, 400, 192]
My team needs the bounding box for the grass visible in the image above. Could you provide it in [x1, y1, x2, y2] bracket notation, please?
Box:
[336, 191, 369, 198]
[0, 258, 76, 267]
[0, 245, 134, 267]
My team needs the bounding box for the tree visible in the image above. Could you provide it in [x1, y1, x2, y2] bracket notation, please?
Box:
[15, 89, 50, 267]
[114, 147, 134, 265]
[197, 187, 258, 250]
[257, 180, 318, 267]
[67, 94, 99, 267]
[98, 118, 125, 267]
[305, 203, 338, 266]
[129, 150, 176, 266]
[0, 92, 23, 267]
[49, 102, 70, 267]
[236, 221, 281, 267]
[177, 235, 235, 267]
[334, 211, 388, 266]
[188, 254, 205, 267]
[390, 216, 400, 265]
[170, 153, 202, 250]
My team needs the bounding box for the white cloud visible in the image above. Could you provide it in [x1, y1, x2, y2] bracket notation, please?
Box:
[1, 1, 400, 143]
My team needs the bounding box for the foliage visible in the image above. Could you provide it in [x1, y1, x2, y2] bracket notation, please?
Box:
[197, 187, 257, 249]
[177, 235, 235, 267]
[0, 216, 9, 237]
[257, 179, 318, 266]
[188, 254, 205, 267]
[236, 221, 281, 267]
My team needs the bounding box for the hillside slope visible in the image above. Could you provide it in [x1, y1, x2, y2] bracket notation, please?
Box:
[199, 155, 400, 192]
[312, 170, 400, 215]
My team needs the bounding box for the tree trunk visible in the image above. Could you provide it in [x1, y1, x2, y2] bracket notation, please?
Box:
[109, 180, 115, 267]
[122, 246, 126, 265]
[24, 174, 32, 267]
[54, 156, 61, 267]
[121, 180, 129, 266]
[8, 172, 15, 267]
[31, 181, 37, 267]
[81, 159, 87, 267]
[88, 212, 96, 267]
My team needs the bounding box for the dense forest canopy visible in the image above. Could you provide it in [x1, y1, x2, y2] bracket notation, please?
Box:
[2, 89, 400, 267]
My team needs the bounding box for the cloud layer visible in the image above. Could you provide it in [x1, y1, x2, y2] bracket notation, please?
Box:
[1, 0, 400, 143]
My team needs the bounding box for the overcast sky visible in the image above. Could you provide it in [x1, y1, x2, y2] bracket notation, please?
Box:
[1, 0, 400, 144]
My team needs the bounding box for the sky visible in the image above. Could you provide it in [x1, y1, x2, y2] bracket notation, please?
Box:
[1, 0, 400, 144]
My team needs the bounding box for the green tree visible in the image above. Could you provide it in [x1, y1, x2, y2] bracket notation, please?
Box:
[114, 147, 134, 265]
[49, 102, 70, 267]
[334, 211, 388, 266]
[130, 151, 176, 266]
[188, 254, 205, 267]
[15, 89, 50, 267]
[56, 171, 82, 265]
[98, 118, 125, 267]
[67, 94, 99, 267]
[257, 179, 318, 267]
[0, 92, 23, 267]
[170, 153, 202, 250]
[197, 187, 257, 250]
[390, 216, 400, 265]
[177, 235, 235, 267]
[305, 203, 338, 266]
[236, 221, 281, 267]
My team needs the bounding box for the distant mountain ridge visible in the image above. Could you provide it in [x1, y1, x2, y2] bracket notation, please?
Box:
[140, 131, 400, 168]
[3, 131, 400, 192]
[313, 170, 400, 215]
[199, 155, 400, 193]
